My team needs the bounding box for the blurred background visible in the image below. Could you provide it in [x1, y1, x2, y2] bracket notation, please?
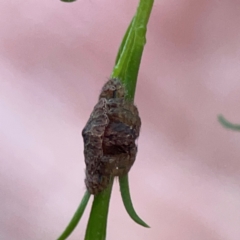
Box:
[1, 0, 240, 239]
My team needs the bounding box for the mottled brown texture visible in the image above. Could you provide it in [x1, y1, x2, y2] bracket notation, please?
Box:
[82, 78, 141, 194]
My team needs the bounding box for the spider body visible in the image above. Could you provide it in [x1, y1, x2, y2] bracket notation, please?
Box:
[82, 79, 141, 194]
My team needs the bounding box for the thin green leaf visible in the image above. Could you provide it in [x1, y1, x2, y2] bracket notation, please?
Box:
[57, 190, 91, 240]
[119, 175, 150, 228]
[218, 115, 240, 131]
[115, 17, 135, 66]
[112, 0, 154, 100]
[84, 179, 113, 240]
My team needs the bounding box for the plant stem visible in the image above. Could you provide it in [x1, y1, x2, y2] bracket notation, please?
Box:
[84, 179, 113, 240]
[218, 115, 240, 131]
[112, 0, 154, 100]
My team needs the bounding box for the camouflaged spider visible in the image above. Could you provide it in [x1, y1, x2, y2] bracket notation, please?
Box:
[82, 78, 141, 195]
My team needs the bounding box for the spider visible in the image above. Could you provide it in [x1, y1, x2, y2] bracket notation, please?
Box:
[82, 78, 141, 194]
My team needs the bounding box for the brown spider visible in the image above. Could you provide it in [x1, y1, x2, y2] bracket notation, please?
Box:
[82, 78, 141, 195]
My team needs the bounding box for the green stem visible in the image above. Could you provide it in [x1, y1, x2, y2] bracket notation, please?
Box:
[218, 115, 240, 131]
[84, 179, 113, 240]
[57, 191, 91, 240]
[112, 0, 154, 100]
[114, 17, 135, 66]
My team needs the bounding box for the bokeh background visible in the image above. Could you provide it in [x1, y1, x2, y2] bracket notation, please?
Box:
[1, 0, 240, 239]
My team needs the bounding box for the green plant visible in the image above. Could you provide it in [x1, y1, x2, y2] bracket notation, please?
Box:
[218, 115, 240, 131]
[57, 0, 154, 239]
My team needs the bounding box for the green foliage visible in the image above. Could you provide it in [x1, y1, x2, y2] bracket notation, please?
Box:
[119, 175, 149, 227]
[57, 191, 90, 240]
[112, 0, 154, 100]
[218, 115, 240, 131]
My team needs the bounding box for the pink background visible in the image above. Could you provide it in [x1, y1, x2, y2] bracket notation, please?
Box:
[1, 0, 240, 239]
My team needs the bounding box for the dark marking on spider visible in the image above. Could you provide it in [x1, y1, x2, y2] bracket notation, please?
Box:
[82, 78, 141, 195]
